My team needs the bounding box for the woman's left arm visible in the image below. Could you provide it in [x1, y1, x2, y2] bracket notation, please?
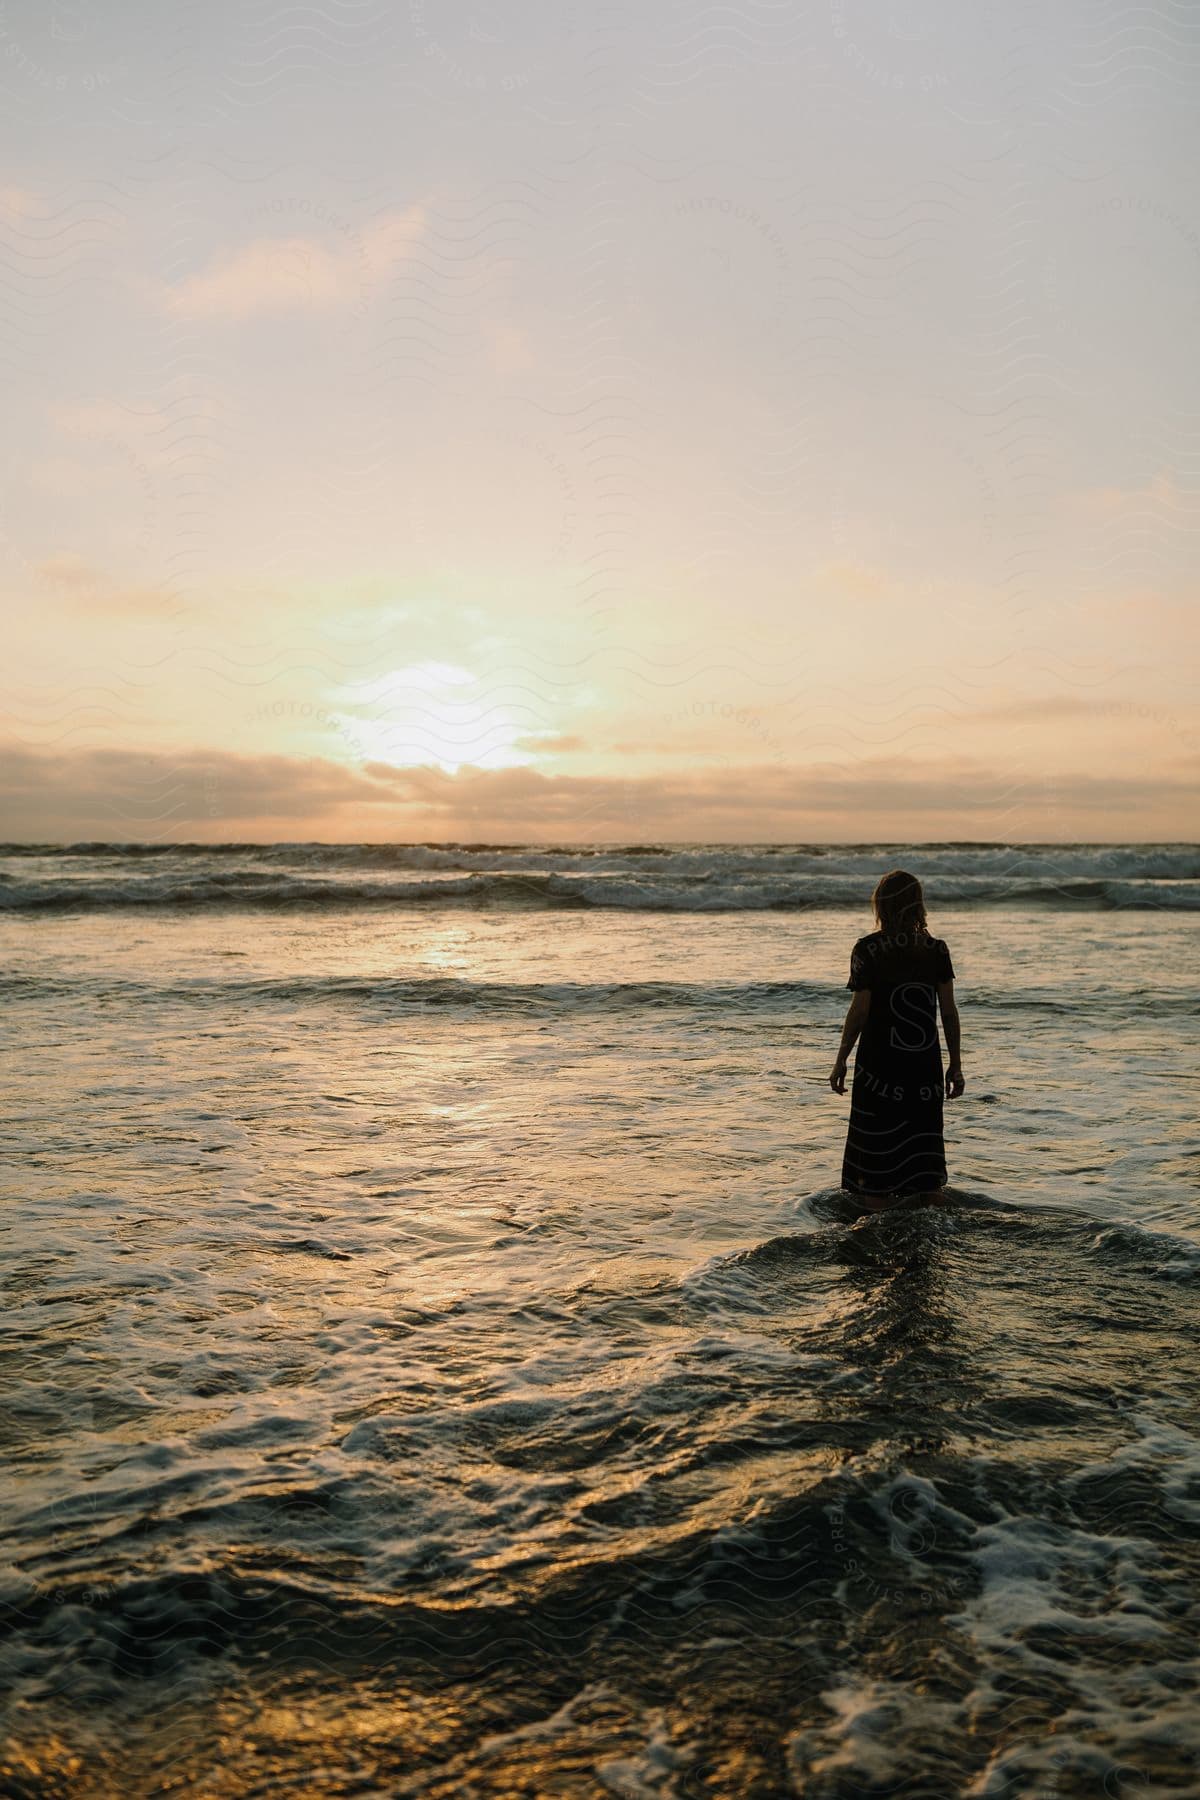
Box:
[830, 989, 871, 1093]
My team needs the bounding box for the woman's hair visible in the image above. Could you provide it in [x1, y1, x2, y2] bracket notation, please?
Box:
[872, 868, 929, 940]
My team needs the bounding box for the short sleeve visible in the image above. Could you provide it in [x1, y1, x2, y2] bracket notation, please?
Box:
[846, 941, 872, 991]
[935, 939, 955, 983]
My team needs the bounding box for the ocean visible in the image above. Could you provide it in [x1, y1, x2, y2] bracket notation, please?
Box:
[1, 842, 1198, 1797]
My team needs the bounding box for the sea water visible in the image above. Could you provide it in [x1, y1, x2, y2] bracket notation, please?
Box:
[1, 843, 1197, 1796]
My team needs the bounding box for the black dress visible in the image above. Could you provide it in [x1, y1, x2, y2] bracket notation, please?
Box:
[841, 929, 955, 1196]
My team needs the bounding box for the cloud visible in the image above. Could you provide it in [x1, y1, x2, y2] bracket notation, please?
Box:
[0, 744, 381, 839]
[512, 733, 587, 753]
[362, 209, 426, 274]
[1068, 470, 1183, 518]
[484, 321, 536, 375]
[35, 554, 96, 590]
[165, 237, 351, 318]
[1, 742, 1195, 843]
[967, 694, 1199, 754]
[0, 186, 42, 219]
[820, 561, 890, 598]
[162, 208, 424, 319]
[351, 662, 476, 703]
[34, 557, 182, 618]
[970, 694, 1126, 722]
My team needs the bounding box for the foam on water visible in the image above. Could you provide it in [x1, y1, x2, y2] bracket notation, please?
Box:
[1, 868, 1197, 1794]
[2, 839, 1199, 911]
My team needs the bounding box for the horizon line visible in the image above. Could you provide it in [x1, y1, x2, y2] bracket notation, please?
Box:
[3, 838, 1197, 851]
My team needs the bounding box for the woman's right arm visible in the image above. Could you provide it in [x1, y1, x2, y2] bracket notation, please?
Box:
[830, 989, 871, 1093]
[937, 980, 965, 1098]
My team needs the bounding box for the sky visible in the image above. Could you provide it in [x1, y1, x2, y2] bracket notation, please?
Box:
[1, 1, 1197, 842]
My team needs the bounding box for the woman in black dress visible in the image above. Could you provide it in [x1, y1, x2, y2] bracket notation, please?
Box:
[830, 870, 965, 1206]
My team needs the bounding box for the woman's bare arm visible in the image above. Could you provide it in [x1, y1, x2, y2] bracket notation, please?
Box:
[830, 989, 871, 1093]
[937, 979, 965, 1097]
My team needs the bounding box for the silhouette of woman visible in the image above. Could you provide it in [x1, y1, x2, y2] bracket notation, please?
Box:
[830, 870, 965, 1208]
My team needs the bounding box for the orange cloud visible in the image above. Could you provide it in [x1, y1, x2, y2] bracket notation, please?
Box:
[485, 321, 535, 375]
[162, 208, 425, 319]
[1, 742, 1194, 843]
[34, 557, 180, 618]
[821, 561, 889, 598]
[512, 733, 587, 753]
[971, 695, 1124, 722]
[1068, 469, 1184, 518]
[36, 554, 96, 589]
[165, 237, 351, 317]
[0, 185, 41, 218]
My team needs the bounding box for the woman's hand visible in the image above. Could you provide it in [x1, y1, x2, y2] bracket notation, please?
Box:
[830, 1058, 848, 1095]
[945, 1063, 965, 1099]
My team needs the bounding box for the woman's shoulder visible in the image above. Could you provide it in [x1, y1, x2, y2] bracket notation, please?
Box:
[875, 928, 949, 956]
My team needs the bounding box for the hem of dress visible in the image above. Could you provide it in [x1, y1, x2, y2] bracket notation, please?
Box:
[842, 1179, 948, 1198]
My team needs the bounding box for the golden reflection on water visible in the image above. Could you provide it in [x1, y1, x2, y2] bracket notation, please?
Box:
[412, 916, 476, 978]
[4, 902, 1199, 1795]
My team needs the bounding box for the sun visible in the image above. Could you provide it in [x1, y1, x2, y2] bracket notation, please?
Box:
[332, 661, 534, 773]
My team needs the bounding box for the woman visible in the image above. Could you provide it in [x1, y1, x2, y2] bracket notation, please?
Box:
[830, 870, 964, 1207]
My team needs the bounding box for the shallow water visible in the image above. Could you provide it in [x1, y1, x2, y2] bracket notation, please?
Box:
[2, 849, 1198, 1796]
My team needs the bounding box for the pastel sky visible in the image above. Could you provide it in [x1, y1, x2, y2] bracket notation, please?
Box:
[1, 1, 1197, 841]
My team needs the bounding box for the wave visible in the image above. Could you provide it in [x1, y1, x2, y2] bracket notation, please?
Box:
[4, 973, 1197, 1026]
[2, 866, 1197, 911]
[4, 1194, 1198, 1790]
[0, 972, 829, 1012]
[700, 1193, 1200, 1287]
[2, 839, 1198, 882]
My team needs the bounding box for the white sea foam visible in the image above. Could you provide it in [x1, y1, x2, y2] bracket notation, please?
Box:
[2, 875, 1197, 1792]
[2, 841, 1197, 910]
